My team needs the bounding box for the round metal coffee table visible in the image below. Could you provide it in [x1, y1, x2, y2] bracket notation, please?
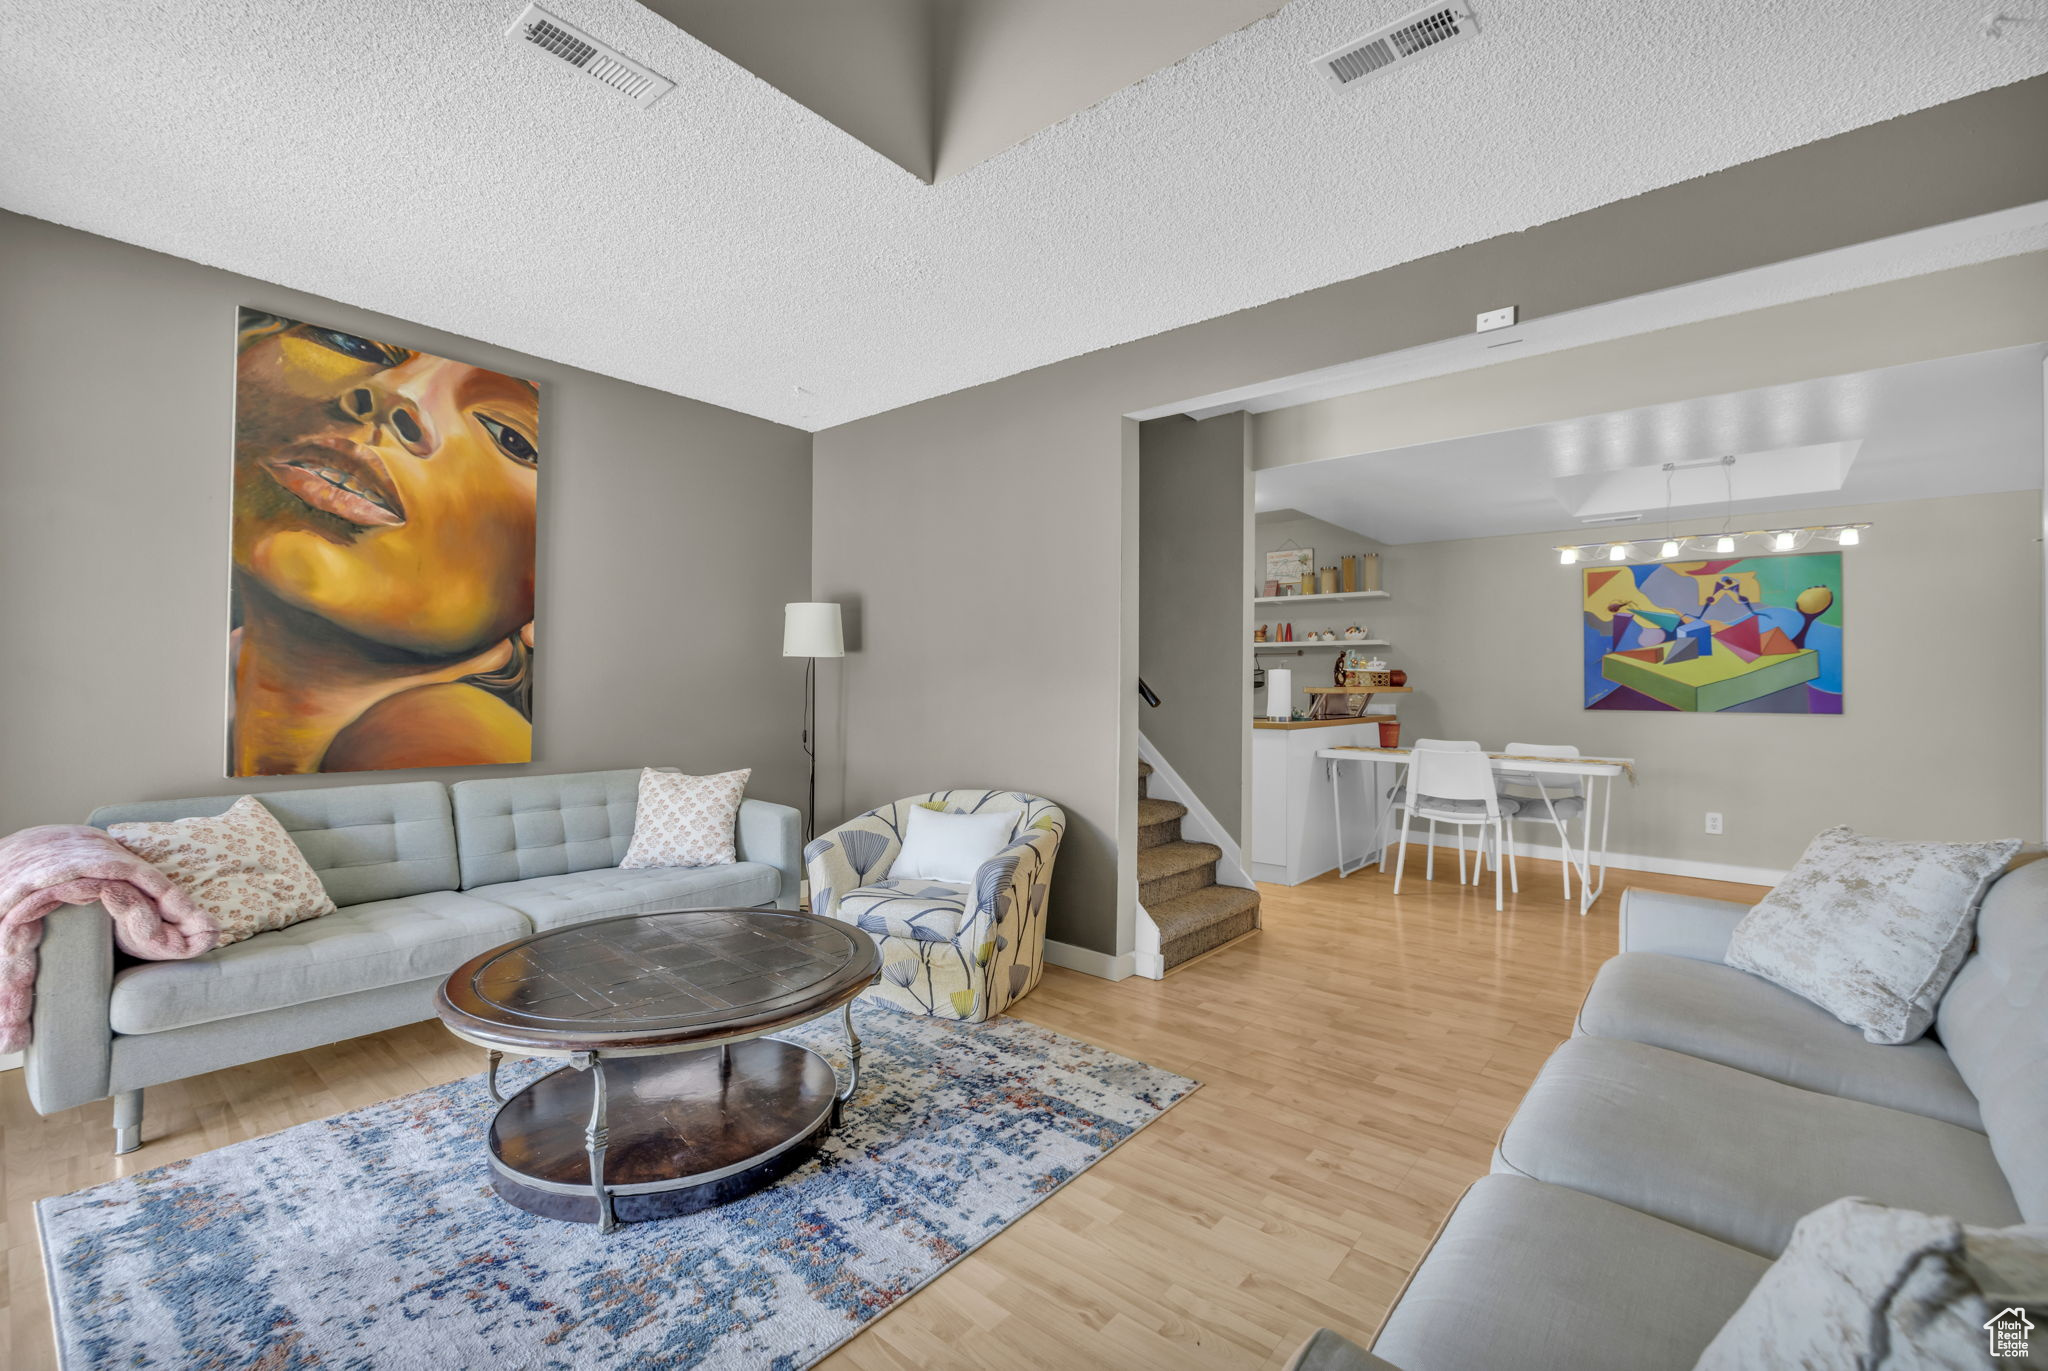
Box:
[435, 907, 881, 1232]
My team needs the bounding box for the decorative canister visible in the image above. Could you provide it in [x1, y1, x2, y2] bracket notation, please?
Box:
[1377, 718, 1401, 748]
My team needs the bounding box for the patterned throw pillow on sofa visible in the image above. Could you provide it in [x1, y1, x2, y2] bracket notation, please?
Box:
[1694, 1197, 2048, 1370]
[1726, 826, 2020, 1045]
[620, 767, 751, 869]
[108, 795, 336, 946]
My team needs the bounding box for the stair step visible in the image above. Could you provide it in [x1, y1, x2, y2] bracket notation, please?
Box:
[1137, 797, 1185, 827]
[1139, 840, 1223, 907]
[1146, 877, 1253, 950]
[1136, 796, 1187, 849]
[1162, 906, 1260, 969]
[1137, 759, 1153, 778]
[1137, 840, 1220, 883]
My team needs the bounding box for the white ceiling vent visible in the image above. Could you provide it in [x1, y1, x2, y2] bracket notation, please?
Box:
[505, 4, 675, 109]
[1313, 5, 1476, 91]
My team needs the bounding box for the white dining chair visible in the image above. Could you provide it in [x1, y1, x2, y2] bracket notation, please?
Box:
[1378, 738, 1481, 879]
[1391, 747, 1521, 910]
[1499, 742, 1587, 900]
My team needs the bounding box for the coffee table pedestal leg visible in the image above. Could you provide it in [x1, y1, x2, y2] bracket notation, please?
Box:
[573, 1051, 616, 1233]
[835, 1001, 863, 1129]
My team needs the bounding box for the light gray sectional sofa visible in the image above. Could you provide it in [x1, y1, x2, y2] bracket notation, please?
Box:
[1296, 860, 2047, 1371]
[23, 768, 801, 1153]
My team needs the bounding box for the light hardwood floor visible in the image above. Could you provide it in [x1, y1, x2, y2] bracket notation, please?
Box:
[0, 860, 1767, 1370]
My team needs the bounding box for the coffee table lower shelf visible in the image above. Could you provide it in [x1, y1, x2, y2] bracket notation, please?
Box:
[486, 1038, 840, 1226]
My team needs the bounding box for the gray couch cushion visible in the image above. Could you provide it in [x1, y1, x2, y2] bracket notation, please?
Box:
[1617, 887, 1748, 962]
[467, 863, 781, 931]
[1495, 1036, 2021, 1256]
[1284, 1330, 1401, 1371]
[1372, 1176, 1769, 1371]
[450, 769, 640, 887]
[108, 890, 525, 1035]
[1939, 858, 2048, 1223]
[89, 781, 458, 906]
[1577, 952, 1982, 1130]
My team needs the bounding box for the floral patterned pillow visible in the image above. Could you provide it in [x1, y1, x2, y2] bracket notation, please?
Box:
[620, 768, 751, 869]
[109, 796, 336, 946]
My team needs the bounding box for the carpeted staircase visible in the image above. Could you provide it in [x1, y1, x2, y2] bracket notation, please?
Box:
[1137, 760, 1260, 971]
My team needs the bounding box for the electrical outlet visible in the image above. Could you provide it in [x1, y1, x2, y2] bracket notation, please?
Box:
[1704, 811, 1724, 835]
[1476, 305, 1518, 333]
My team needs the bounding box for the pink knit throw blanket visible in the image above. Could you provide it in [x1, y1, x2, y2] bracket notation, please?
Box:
[0, 825, 221, 1054]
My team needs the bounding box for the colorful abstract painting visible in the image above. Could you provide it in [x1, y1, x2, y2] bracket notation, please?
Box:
[230, 309, 537, 775]
[1583, 554, 1843, 713]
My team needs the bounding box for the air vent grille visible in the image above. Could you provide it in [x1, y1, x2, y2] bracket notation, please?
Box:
[506, 4, 675, 109]
[525, 17, 596, 68]
[1313, 5, 1475, 90]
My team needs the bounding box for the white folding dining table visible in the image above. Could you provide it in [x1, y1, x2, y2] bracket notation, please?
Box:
[1316, 747, 1636, 914]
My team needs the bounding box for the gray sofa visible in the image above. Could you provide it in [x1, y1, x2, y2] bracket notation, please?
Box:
[1296, 860, 2047, 1371]
[23, 768, 802, 1153]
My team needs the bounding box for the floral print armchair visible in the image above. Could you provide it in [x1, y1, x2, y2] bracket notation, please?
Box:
[805, 790, 1064, 1022]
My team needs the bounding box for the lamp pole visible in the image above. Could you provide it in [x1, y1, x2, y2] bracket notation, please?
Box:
[783, 602, 845, 844]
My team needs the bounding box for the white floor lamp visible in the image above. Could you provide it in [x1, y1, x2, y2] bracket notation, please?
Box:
[783, 602, 844, 843]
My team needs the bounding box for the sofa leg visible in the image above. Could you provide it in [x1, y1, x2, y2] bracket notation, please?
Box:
[112, 1088, 143, 1155]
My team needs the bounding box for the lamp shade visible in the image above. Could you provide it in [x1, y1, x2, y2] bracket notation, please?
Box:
[782, 602, 844, 658]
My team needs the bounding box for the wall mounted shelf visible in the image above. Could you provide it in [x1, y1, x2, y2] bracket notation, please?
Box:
[1253, 639, 1389, 649]
[1252, 590, 1389, 605]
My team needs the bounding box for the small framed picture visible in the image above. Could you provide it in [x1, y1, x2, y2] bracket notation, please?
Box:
[1265, 547, 1313, 587]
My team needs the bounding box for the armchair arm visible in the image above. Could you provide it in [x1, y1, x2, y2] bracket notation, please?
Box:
[735, 799, 803, 909]
[803, 808, 905, 922]
[1618, 886, 1751, 963]
[23, 902, 116, 1115]
[959, 822, 1060, 956]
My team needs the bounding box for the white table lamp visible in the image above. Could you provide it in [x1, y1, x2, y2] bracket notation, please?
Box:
[784, 603, 845, 841]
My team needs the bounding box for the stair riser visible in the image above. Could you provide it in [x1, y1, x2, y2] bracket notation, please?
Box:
[1137, 818, 1181, 849]
[1162, 909, 1261, 969]
[1141, 863, 1220, 907]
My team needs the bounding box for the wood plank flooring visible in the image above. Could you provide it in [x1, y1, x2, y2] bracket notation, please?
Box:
[0, 860, 1767, 1370]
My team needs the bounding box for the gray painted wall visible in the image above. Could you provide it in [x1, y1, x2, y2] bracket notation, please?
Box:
[1381, 492, 2043, 871]
[1139, 414, 1250, 838]
[0, 211, 814, 834]
[812, 77, 2048, 957]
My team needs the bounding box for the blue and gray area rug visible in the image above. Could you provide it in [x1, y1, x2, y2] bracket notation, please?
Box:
[38, 1007, 1195, 1370]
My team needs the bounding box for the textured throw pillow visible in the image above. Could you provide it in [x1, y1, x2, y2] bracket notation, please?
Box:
[889, 806, 1014, 884]
[1726, 826, 2020, 1045]
[1695, 1197, 2048, 1371]
[620, 768, 750, 869]
[108, 795, 335, 947]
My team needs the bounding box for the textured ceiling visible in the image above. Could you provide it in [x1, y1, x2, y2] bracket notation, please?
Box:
[3, 1, 2045, 430]
[1254, 343, 2048, 543]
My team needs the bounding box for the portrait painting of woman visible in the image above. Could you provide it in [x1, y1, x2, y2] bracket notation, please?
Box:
[229, 307, 538, 776]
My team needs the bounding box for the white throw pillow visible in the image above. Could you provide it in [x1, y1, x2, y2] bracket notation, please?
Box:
[1694, 1197, 2048, 1371]
[889, 806, 1014, 884]
[109, 795, 336, 946]
[1725, 827, 2020, 1045]
[620, 767, 751, 869]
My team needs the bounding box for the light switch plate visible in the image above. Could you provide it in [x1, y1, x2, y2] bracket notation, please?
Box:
[1476, 306, 1518, 333]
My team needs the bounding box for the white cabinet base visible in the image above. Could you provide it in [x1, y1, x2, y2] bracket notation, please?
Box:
[1248, 723, 1384, 886]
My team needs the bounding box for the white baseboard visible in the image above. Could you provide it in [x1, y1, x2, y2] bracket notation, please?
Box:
[1043, 938, 1136, 981]
[1380, 831, 1786, 889]
[0, 1051, 20, 1072]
